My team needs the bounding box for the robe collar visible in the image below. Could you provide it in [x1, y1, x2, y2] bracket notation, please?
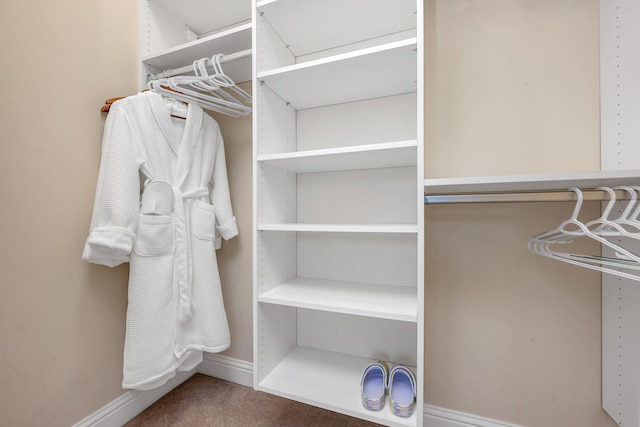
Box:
[146, 91, 203, 188]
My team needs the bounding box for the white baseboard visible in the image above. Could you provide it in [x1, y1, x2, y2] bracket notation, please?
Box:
[196, 352, 253, 387]
[72, 353, 253, 427]
[424, 405, 524, 427]
[73, 354, 521, 427]
[72, 370, 195, 427]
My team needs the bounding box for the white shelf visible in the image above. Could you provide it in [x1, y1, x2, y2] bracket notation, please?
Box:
[258, 39, 417, 109]
[258, 224, 418, 234]
[258, 277, 417, 322]
[257, 0, 415, 57]
[142, 22, 252, 84]
[258, 140, 418, 173]
[424, 170, 640, 195]
[259, 346, 417, 427]
[152, 0, 250, 36]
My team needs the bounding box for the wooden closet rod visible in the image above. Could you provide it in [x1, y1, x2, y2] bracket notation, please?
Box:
[146, 48, 252, 81]
[424, 189, 634, 204]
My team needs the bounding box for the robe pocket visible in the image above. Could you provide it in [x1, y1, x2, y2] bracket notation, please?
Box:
[193, 202, 216, 241]
[134, 214, 175, 256]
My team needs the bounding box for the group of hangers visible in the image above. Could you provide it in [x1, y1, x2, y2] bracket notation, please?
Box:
[101, 53, 252, 118]
[529, 186, 640, 281]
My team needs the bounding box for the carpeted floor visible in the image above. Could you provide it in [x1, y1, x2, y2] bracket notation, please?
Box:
[124, 374, 382, 426]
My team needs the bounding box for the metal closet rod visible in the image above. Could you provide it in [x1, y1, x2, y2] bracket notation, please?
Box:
[146, 48, 252, 81]
[424, 189, 635, 204]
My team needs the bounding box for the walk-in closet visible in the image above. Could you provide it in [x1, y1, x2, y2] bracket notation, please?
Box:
[2, 1, 639, 427]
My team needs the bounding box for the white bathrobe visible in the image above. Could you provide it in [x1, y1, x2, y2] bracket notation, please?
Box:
[83, 91, 238, 390]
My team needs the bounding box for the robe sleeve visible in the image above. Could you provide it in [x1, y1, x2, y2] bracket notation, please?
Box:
[211, 128, 238, 249]
[82, 104, 142, 267]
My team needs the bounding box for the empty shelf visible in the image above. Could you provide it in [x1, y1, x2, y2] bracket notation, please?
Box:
[257, 0, 415, 57]
[259, 277, 417, 322]
[258, 39, 417, 109]
[258, 140, 418, 173]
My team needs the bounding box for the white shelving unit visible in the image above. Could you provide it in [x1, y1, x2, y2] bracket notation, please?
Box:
[253, 0, 424, 426]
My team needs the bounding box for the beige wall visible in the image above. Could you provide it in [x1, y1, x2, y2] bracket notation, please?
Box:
[425, 202, 614, 427]
[0, 0, 617, 426]
[424, 0, 615, 426]
[425, 0, 600, 177]
[210, 89, 254, 362]
[0, 1, 138, 426]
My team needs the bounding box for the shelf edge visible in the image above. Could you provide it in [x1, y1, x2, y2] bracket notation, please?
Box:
[424, 169, 640, 195]
[257, 38, 417, 79]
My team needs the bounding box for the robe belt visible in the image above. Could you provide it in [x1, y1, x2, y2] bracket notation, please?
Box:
[171, 185, 210, 323]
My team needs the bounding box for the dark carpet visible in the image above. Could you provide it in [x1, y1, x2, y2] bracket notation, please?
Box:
[124, 374, 381, 426]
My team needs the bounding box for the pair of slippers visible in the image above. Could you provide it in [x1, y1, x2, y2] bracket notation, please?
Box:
[360, 361, 416, 417]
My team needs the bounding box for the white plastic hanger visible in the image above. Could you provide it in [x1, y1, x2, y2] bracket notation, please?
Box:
[209, 54, 253, 105]
[148, 76, 248, 118]
[609, 185, 640, 233]
[146, 54, 252, 118]
[528, 187, 640, 281]
[189, 57, 245, 107]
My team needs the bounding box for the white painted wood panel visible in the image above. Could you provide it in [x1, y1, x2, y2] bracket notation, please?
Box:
[296, 93, 417, 152]
[601, 1, 640, 425]
[257, 164, 296, 224]
[256, 230, 296, 295]
[297, 232, 417, 287]
[297, 167, 417, 225]
[255, 86, 297, 156]
[255, 304, 297, 384]
[297, 310, 417, 365]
